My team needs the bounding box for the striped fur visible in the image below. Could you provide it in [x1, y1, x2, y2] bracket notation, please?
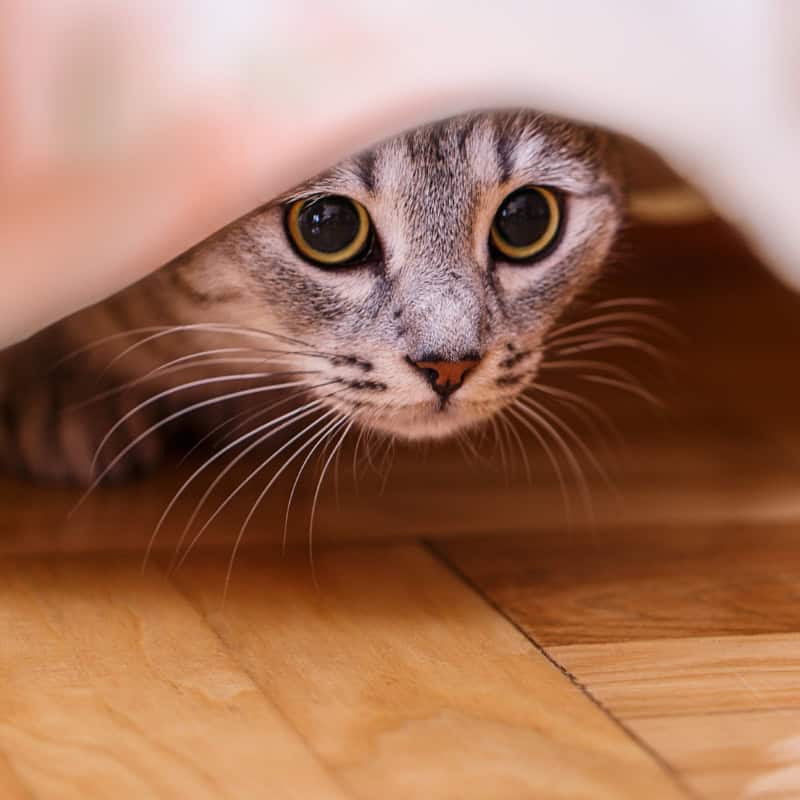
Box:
[0, 111, 624, 484]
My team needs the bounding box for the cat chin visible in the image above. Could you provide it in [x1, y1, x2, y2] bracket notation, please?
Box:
[361, 402, 492, 442]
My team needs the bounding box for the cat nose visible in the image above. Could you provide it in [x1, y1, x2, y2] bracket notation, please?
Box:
[409, 356, 481, 398]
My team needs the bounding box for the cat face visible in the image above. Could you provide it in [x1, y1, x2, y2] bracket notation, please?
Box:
[183, 111, 623, 441]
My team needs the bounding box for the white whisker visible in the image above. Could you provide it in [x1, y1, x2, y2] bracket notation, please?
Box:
[546, 311, 679, 342]
[377, 436, 396, 496]
[307, 419, 355, 582]
[520, 396, 616, 495]
[222, 414, 348, 599]
[539, 358, 647, 387]
[506, 403, 573, 528]
[175, 408, 341, 572]
[549, 335, 670, 363]
[90, 373, 301, 471]
[588, 297, 674, 312]
[51, 322, 324, 372]
[280, 412, 352, 553]
[143, 397, 328, 570]
[74, 378, 314, 512]
[190, 381, 338, 459]
[168, 394, 344, 570]
[532, 382, 627, 454]
[577, 374, 665, 409]
[351, 423, 368, 495]
[513, 399, 594, 526]
[146, 347, 300, 377]
[497, 408, 532, 485]
[68, 362, 318, 412]
[488, 415, 510, 481]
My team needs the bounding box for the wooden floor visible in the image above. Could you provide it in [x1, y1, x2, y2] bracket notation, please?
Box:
[3, 219, 800, 799]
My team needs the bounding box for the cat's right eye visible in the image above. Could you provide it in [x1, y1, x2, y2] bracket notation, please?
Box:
[286, 195, 372, 267]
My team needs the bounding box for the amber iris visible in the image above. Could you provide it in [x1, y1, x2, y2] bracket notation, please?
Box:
[490, 186, 561, 262]
[287, 196, 371, 266]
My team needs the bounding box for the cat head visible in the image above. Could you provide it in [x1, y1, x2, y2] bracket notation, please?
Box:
[181, 111, 624, 440]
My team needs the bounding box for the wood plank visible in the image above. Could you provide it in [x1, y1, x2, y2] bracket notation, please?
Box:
[631, 711, 800, 800]
[550, 634, 800, 718]
[172, 544, 688, 800]
[0, 556, 349, 800]
[437, 525, 800, 646]
[0, 752, 32, 800]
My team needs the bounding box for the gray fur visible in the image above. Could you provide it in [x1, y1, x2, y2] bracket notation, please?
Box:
[0, 110, 623, 483]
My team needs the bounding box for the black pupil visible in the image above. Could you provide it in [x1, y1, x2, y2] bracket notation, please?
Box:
[494, 189, 552, 248]
[298, 197, 360, 254]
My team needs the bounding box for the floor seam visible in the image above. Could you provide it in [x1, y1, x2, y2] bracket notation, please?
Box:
[425, 539, 701, 800]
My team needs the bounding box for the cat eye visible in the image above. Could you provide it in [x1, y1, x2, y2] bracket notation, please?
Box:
[286, 195, 372, 267]
[490, 186, 562, 262]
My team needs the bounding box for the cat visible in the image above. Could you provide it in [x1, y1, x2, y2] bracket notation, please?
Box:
[0, 110, 624, 486]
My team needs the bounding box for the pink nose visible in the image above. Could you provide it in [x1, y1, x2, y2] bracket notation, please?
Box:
[411, 358, 480, 397]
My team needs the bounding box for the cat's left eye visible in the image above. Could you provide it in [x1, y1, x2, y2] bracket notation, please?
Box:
[286, 195, 372, 267]
[490, 186, 562, 263]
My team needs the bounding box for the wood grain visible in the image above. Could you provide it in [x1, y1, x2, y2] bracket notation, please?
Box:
[172, 544, 687, 800]
[0, 556, 348, 800]
[631, 712, 800, 800]
[551, 634, 800, 718]
[437, 524, 800, 646]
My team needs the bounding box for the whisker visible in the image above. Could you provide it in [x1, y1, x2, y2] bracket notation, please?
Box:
[175, 408, 342, 571]
[546, 324, 665, 345]
[546, 311, 680, 342]
[548, 335, 670, 363]
[50, 322, 323, 372]
[577, 374, 665, 409]
[50, 326, 186, 371]
[332, 426, 346, 512]
[166, 395, 344, 570]
[513, 399, 595, 526]
[90, 373, 303, 474]
[280, 411, 353, 553]
[488, 415, 510, 481]
[306, 419, 355, 583]
[74, 378, 313, 512]
[178, 401, 277, 466]
[102, 331, 332, 382]
[221, 414, 348, 599]
[67, 361, 319, 412]
[587, 297, 674, 312]
[539, 358, 647, 387]
[146, 347, 300, 377]
[377, 436, 396, 496]
[361, 426, 382, 478]
[281, 438, 324, 555]
[351, 423, 368, 495]
[143, 396, 329, 570]
[454, 429, 482, 468]
[185, 381, 338, 462]
[532, 383, 627, 453]
[506, 404, 573, 528]
[497, 408, 532, 485]
[520, 396, 616, 495]
[544, 329, 675, 362]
